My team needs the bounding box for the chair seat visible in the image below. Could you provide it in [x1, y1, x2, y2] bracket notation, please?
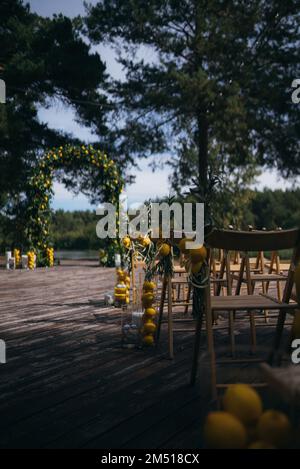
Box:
[171, 277, 189, 285]
[265, 262, 290, 271]
[250, 273, 286, 281]
[214, 264, 261, 273]
[232, 273, 287, 282]
[211, 294, 298, 311]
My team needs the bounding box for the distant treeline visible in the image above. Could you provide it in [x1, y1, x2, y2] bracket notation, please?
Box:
[247, 188, 300, 230]
[0, 188, 299, 251]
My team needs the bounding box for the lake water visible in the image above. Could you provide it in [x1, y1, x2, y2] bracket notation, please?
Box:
[56, 250, 98, 260]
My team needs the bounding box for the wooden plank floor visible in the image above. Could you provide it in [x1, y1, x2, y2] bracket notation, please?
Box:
[0, 261, 290, 448]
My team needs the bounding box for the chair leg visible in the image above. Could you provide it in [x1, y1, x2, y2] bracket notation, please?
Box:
[261, 281, 269, 324]
[229, 310, 235, 356]
[249, 311, 257, 353]
[268, 310, 287, 365]
[184, 283, 192, 315]
[206, 301, 218, 402]
[167, 276, 174, 359]
[190, 312, 204, 385]
[156, 276, 167, 343]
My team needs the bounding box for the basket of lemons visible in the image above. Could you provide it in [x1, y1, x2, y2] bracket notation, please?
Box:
[204, 384, 294, 449]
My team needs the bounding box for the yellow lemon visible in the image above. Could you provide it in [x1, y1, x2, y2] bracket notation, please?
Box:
[142, 292, 154, 301]
[223, 384, 263, 425]
[142, 334, 154, 346]
[142, 236, 151, 247]
[143, 321, 157, 334]
[142, 292, 154, 308]
[257, 410, 291, 448]
[144, 308, 157, 320]
[191, 261, 203, 274]
[122, 236, 131, 249]
[248, 441, 276, 449]
[143, 281, 156, 292]
[114, 293, 126, 300]
[204, 411, 247, 449]
[159, 243, 171, 257]
[115, 286, 127, 295]
[117, 271, 126, 281]
[190, 245, 207, 263]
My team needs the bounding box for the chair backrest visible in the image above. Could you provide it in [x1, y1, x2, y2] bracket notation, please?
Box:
[206, 228, 300, 252]
[206, 227, 300, 301]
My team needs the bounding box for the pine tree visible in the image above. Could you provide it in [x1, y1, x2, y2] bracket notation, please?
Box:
[86, 0, 300, 194]
[0, 0, 108, 210]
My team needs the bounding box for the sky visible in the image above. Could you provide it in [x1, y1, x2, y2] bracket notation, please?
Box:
[28, 0, 294, 211]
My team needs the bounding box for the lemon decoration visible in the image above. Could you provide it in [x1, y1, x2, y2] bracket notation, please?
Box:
[223, 384, 263, 425]
[143, 281, 156, 292]
[142, 334, 155, 346]
[142, 236, 151, 248]
[114, 269, 130, 305]
[257, 410, 291, 448]
[142, 292, 154, 308]
[190, 245, 207, 263]
[204, 411, 247, 449]
[159, 243, 171, 257]
[144, 307, 157, 320]
[141, 278, 157, 346]
[27, 251, 35, 270]
[13, 249, 21, 268]
[46, 247, 54, 267]
[143, 321, 157, 334]
[122, 236, 131, 249]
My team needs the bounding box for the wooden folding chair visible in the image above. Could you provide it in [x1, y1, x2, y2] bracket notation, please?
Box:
[156, 269, 194, 359]
[190, 227, 300, 402]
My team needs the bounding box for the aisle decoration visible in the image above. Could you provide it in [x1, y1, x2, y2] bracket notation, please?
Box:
[140, 230, 174, 347]
[46, 247, 54, 267]
[141, 280, 157, 346]
[114, 268, 131, 306]
[178, 239, 209, 317]
[27, 251, 36, 270]
[121, 232, 153, 305]
[13, 249, 21, 268]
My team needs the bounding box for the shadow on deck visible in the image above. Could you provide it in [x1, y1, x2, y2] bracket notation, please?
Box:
[0, 261, 289, 448]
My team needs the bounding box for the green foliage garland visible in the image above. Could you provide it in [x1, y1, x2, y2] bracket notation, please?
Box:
[24, 144, 123, 266]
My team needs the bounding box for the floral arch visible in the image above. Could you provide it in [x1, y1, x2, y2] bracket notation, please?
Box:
[24, 144, 123, 266]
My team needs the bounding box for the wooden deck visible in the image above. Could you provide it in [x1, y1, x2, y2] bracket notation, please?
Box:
[0, 260, 290, 448]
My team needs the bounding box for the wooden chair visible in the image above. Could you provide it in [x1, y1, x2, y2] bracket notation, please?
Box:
[190, 227, 300, 402]
[232, 227, 288, 324]
[156, 270, 194, 359]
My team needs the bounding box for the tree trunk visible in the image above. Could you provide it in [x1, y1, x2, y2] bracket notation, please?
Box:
[197, 113, 208, 195]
